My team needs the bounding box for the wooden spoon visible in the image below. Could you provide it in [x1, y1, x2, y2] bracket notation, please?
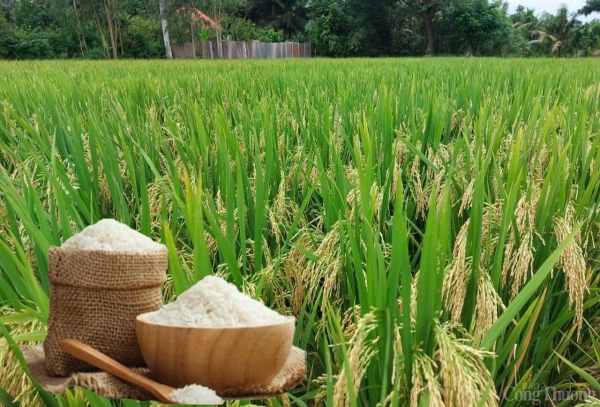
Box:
[60, 339, 177, 404]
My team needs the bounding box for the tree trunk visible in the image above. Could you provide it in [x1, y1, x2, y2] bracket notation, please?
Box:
[93, 15, 110, 59]
[466, 42, 474, 56]
[159, 0, 173, 59]
[424, 12, 435, 56]
[103, 0, 118, 59]
[72, 0, 87, 57]
[217, 7, 222, 59]
[217, 27, 222, 58]
[189, 6, 196, 58]
[118, 21, 124, 56]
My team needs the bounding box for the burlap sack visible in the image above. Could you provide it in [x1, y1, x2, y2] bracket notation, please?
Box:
[43, 246, 167, 377]
[22, 345, 307, 401]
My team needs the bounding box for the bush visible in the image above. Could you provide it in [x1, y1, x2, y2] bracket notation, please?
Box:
[1, 27, 53, 59]
[255, 28, 284, 42]
[221, 15, 256, 41]
[122, 16, 164, 58]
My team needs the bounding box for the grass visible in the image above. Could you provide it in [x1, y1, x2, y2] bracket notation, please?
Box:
[0, 58, 600, 406]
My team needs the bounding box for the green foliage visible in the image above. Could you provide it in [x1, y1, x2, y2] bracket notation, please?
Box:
[579, 0, 600, 16]
[254, 27, 283, 42]
[0, 13, 15, 58]
[570, 21, 600, 56]
[345, 0, 396, 55]
[12, 0, 51, 29]
[122, 16, 164, 58]
[304, 0, 396, 56]
[221, 15, 256, 41]
[245, 0, 308, 39]
[0, 25, 52, 59]
[508, 6, 538, 56]
[529, 6, 580, 57]
[304, 0, 365, 57]
[448, 0, 511, 55]
[399, 0, 452, 55]
[0, 0, 600, 58]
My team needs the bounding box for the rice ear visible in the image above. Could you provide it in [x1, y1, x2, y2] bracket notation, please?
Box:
[333, 310, 378, 407]
[410, 350, 444, 407]
[435, 322, 498, 407]
[554, 210, 587, 338]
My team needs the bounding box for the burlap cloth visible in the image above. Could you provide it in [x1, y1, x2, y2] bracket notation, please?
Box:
[44, 247, 167, 377]
[21, 345, 306, 401]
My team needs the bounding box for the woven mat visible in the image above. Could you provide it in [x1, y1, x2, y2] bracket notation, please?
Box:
[21, 345, 306, 402]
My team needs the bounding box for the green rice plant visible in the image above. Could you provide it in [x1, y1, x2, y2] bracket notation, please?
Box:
[0, 58, 599, 406]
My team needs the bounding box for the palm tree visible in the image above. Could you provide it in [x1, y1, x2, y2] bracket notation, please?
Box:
[245, 0, 308, 39]
[529, 5, 579, 57]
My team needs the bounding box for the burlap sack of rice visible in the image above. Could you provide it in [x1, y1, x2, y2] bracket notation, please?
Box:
[43, 246, 167, 377]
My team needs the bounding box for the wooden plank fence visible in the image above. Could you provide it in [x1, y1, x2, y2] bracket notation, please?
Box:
[172, 40, 311, 59]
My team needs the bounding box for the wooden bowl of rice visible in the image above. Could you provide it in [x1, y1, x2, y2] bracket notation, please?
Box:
[135, 276, 295, 392]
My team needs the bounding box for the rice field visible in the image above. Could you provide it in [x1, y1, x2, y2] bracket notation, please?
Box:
[1, 58, 600, 407]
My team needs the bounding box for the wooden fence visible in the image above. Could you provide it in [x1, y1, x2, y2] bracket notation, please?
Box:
[172, 40, 311, 59]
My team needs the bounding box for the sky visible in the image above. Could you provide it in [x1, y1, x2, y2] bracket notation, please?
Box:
[505, 0, 596, 22]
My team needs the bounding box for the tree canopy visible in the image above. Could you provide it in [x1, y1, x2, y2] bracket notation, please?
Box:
[579, 0, 600, 16]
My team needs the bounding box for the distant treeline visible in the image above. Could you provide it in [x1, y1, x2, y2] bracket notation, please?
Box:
[0, 0, 599, 59]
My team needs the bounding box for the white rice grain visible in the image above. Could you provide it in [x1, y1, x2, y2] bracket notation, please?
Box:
[148, 276, 289, 327]
[170, 384, 223, 404]
[61, 219, 165, 252]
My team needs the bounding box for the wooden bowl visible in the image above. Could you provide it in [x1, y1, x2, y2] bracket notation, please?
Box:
[135, 312, 295, 391]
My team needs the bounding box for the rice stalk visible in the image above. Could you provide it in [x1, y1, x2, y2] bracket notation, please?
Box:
[0, 307, 45, 407]
[578, 396, 600, 406]
[410, 154, 427, 219]
[471, 272, 505, 344]
[444, 205, 500, 324]
[333, 310, 378, 407]
[435, 322, 498, 407]
[269, 177, 303, 246]
[304, 222, 344, 306]
[443, 219, 471, 322]
[459, 179, 475, 215]
[501, 187, 540, 297]
[410, 350, 444, 407]
[281, 230, 320, 314]
[554, 208, 588, 337]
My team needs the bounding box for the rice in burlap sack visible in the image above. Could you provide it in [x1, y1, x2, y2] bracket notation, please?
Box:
[43, 246, 167, 377]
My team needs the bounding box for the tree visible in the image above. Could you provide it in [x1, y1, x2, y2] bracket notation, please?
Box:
[244, 0, 308, 39]
[449, 0, 511, 56]
[347, 0, 396, 56]
[123, 15, 164, 57]
[569, 19, 600, 55]
[304, 0, 397, 56]
[101, 0, 120, 58]
[73, 0, 122, 58]
[159, 0, 173, 57]
[399, 0, 448, 55]
[530, 6, 579, 57]
[304, 0, 363, 56]
[579, 0, 600, 16]
[43, 0, 87, 57]
[0, 0, 176, 59]
[508, 6, 538, 55]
